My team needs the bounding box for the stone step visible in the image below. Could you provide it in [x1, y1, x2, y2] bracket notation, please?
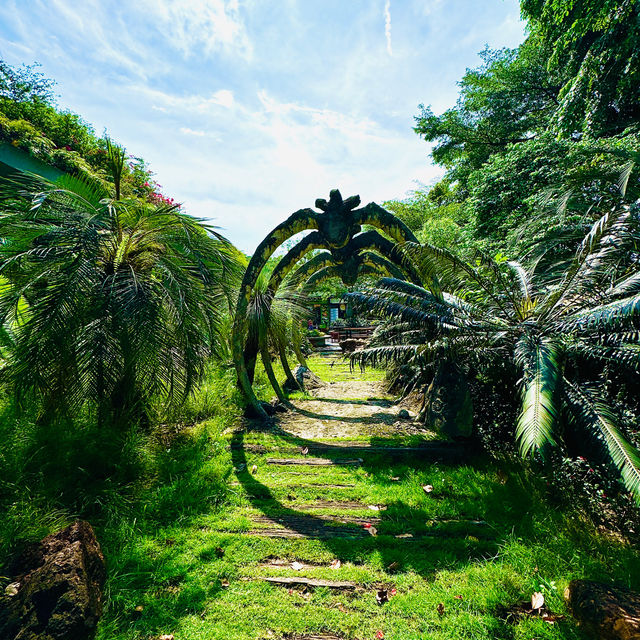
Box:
[244, 527, 366, 539]
[265, 457, 363, 466]
[231, 442, 466, 458]
[284, 634, 344, 640]
[253, 514, 380, 527]
[228, 513, 493, 541]
[261, 576, 356, 589]
[293, 500, 386, 512]
[229, 481, 356, 489]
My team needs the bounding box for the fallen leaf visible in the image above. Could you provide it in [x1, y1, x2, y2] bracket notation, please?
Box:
[337, 602, 347, 613]
[4, 582, 19, 597]
[291, 561, 304, 571]
[541, 612, 564, 624]
[159, 635, 174, 640]
[376, 589, 388, 605]
[531, 592, 544, 610]
[367, 526, 378, 536]
[215, 547, 225, 558]
[330, 559, 341, 570]
[437, 602, 445, 616]
[251, 464, 258, 474]
[220, 578, 229, 588]
[390, 588, 397, 597]
[454, 595, 463, 600]
[390, 476, 400, 481]
[387, 561, 399, 572]
[134, 605, 144, 613]
[288, 589, 294, 596]
[376, 631, 384, 639]
[301, 447, 309, 455]
[368, 505, 381, 511]
[422, 484, 434, 494]
[395, 533, 413, 539]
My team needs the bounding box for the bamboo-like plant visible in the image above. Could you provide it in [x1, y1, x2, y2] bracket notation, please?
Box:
[0, 171, 241, 423]
[348, 201, 640, 501]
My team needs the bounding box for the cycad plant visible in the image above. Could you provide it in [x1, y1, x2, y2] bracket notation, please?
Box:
[349, 201, 640, 501]
[0, 171, 240, 424]
[244, 274, 309, 405]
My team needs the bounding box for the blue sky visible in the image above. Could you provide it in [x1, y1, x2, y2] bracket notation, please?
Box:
[0, 0, 525, 252]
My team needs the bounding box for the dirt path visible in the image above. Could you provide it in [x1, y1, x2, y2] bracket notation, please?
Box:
[277, 377, 430, 440]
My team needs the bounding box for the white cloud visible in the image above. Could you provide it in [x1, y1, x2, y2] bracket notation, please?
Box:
[384, 0, 393, 56]
[179, 127, 207, 136]
[133, 89, 442, 250]
[131, 86, 235, 114]
[138, 0, 251, 59]
[210, 89, 235, 108]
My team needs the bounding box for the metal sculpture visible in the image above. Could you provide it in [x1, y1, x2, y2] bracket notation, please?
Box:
[233, 189, 418, 419]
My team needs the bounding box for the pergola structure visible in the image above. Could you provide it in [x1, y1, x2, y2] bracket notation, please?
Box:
[232, 189, 418, 419]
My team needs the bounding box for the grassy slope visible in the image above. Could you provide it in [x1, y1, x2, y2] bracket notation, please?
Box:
[1, 355, 639, 639]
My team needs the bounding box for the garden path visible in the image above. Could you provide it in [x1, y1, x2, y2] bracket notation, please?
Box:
[207, 356, 493, 638]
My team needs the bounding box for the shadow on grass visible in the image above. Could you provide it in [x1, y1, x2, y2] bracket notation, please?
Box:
[229, 415, 536, 581]
[0, 406, 233, 638]
[233, 387, 640, 600]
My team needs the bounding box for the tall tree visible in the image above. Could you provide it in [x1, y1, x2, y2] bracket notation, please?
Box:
[522, 0, 640, 137]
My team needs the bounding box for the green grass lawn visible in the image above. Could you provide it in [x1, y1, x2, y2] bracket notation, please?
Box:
[1, 355, 639, 640]
[91, 356, 640, 640]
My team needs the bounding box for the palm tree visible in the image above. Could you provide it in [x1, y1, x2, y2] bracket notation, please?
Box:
[348, 202, 640, 502]
[0, 171, 241, 424]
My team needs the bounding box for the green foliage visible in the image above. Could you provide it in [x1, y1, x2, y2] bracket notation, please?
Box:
[522, 0, 640, 137]
[0, 58, 182, 208]
[0, 360, 239, 562]
[0, 173, 241, 423]
[348, 200, 640, 501]
[415, 38, 560, 180]
[0, 60, 55, 104]
[411, 3, 640, 256]
[385, 184, 465, 250]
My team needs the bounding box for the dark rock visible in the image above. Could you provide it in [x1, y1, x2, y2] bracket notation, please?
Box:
[565, 579, 640, 640]
[339, 339, 366, 354]
[397, 409, 411, 420]
[0, 520, 106, 640]
[424, 362, 473, 438]
[270, 400, 288, 413]
[292, 366, 324, 391]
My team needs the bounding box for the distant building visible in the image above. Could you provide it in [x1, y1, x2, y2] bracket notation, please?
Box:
[308, 295, 352, 327]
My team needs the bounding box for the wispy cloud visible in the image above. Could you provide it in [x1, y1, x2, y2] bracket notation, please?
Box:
[384, 0, 393, 56]
[0, 0, 525, 251]
[179, 127, 207, 136]
[133, 87, 236, 114]
[139, 0, 251, 59]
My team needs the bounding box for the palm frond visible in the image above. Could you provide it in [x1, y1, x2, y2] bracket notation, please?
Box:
[564, 381, 640, 503]
[515, 334, 559, 457]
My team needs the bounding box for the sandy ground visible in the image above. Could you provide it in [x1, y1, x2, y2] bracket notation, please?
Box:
[276, 379, 429, 440]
